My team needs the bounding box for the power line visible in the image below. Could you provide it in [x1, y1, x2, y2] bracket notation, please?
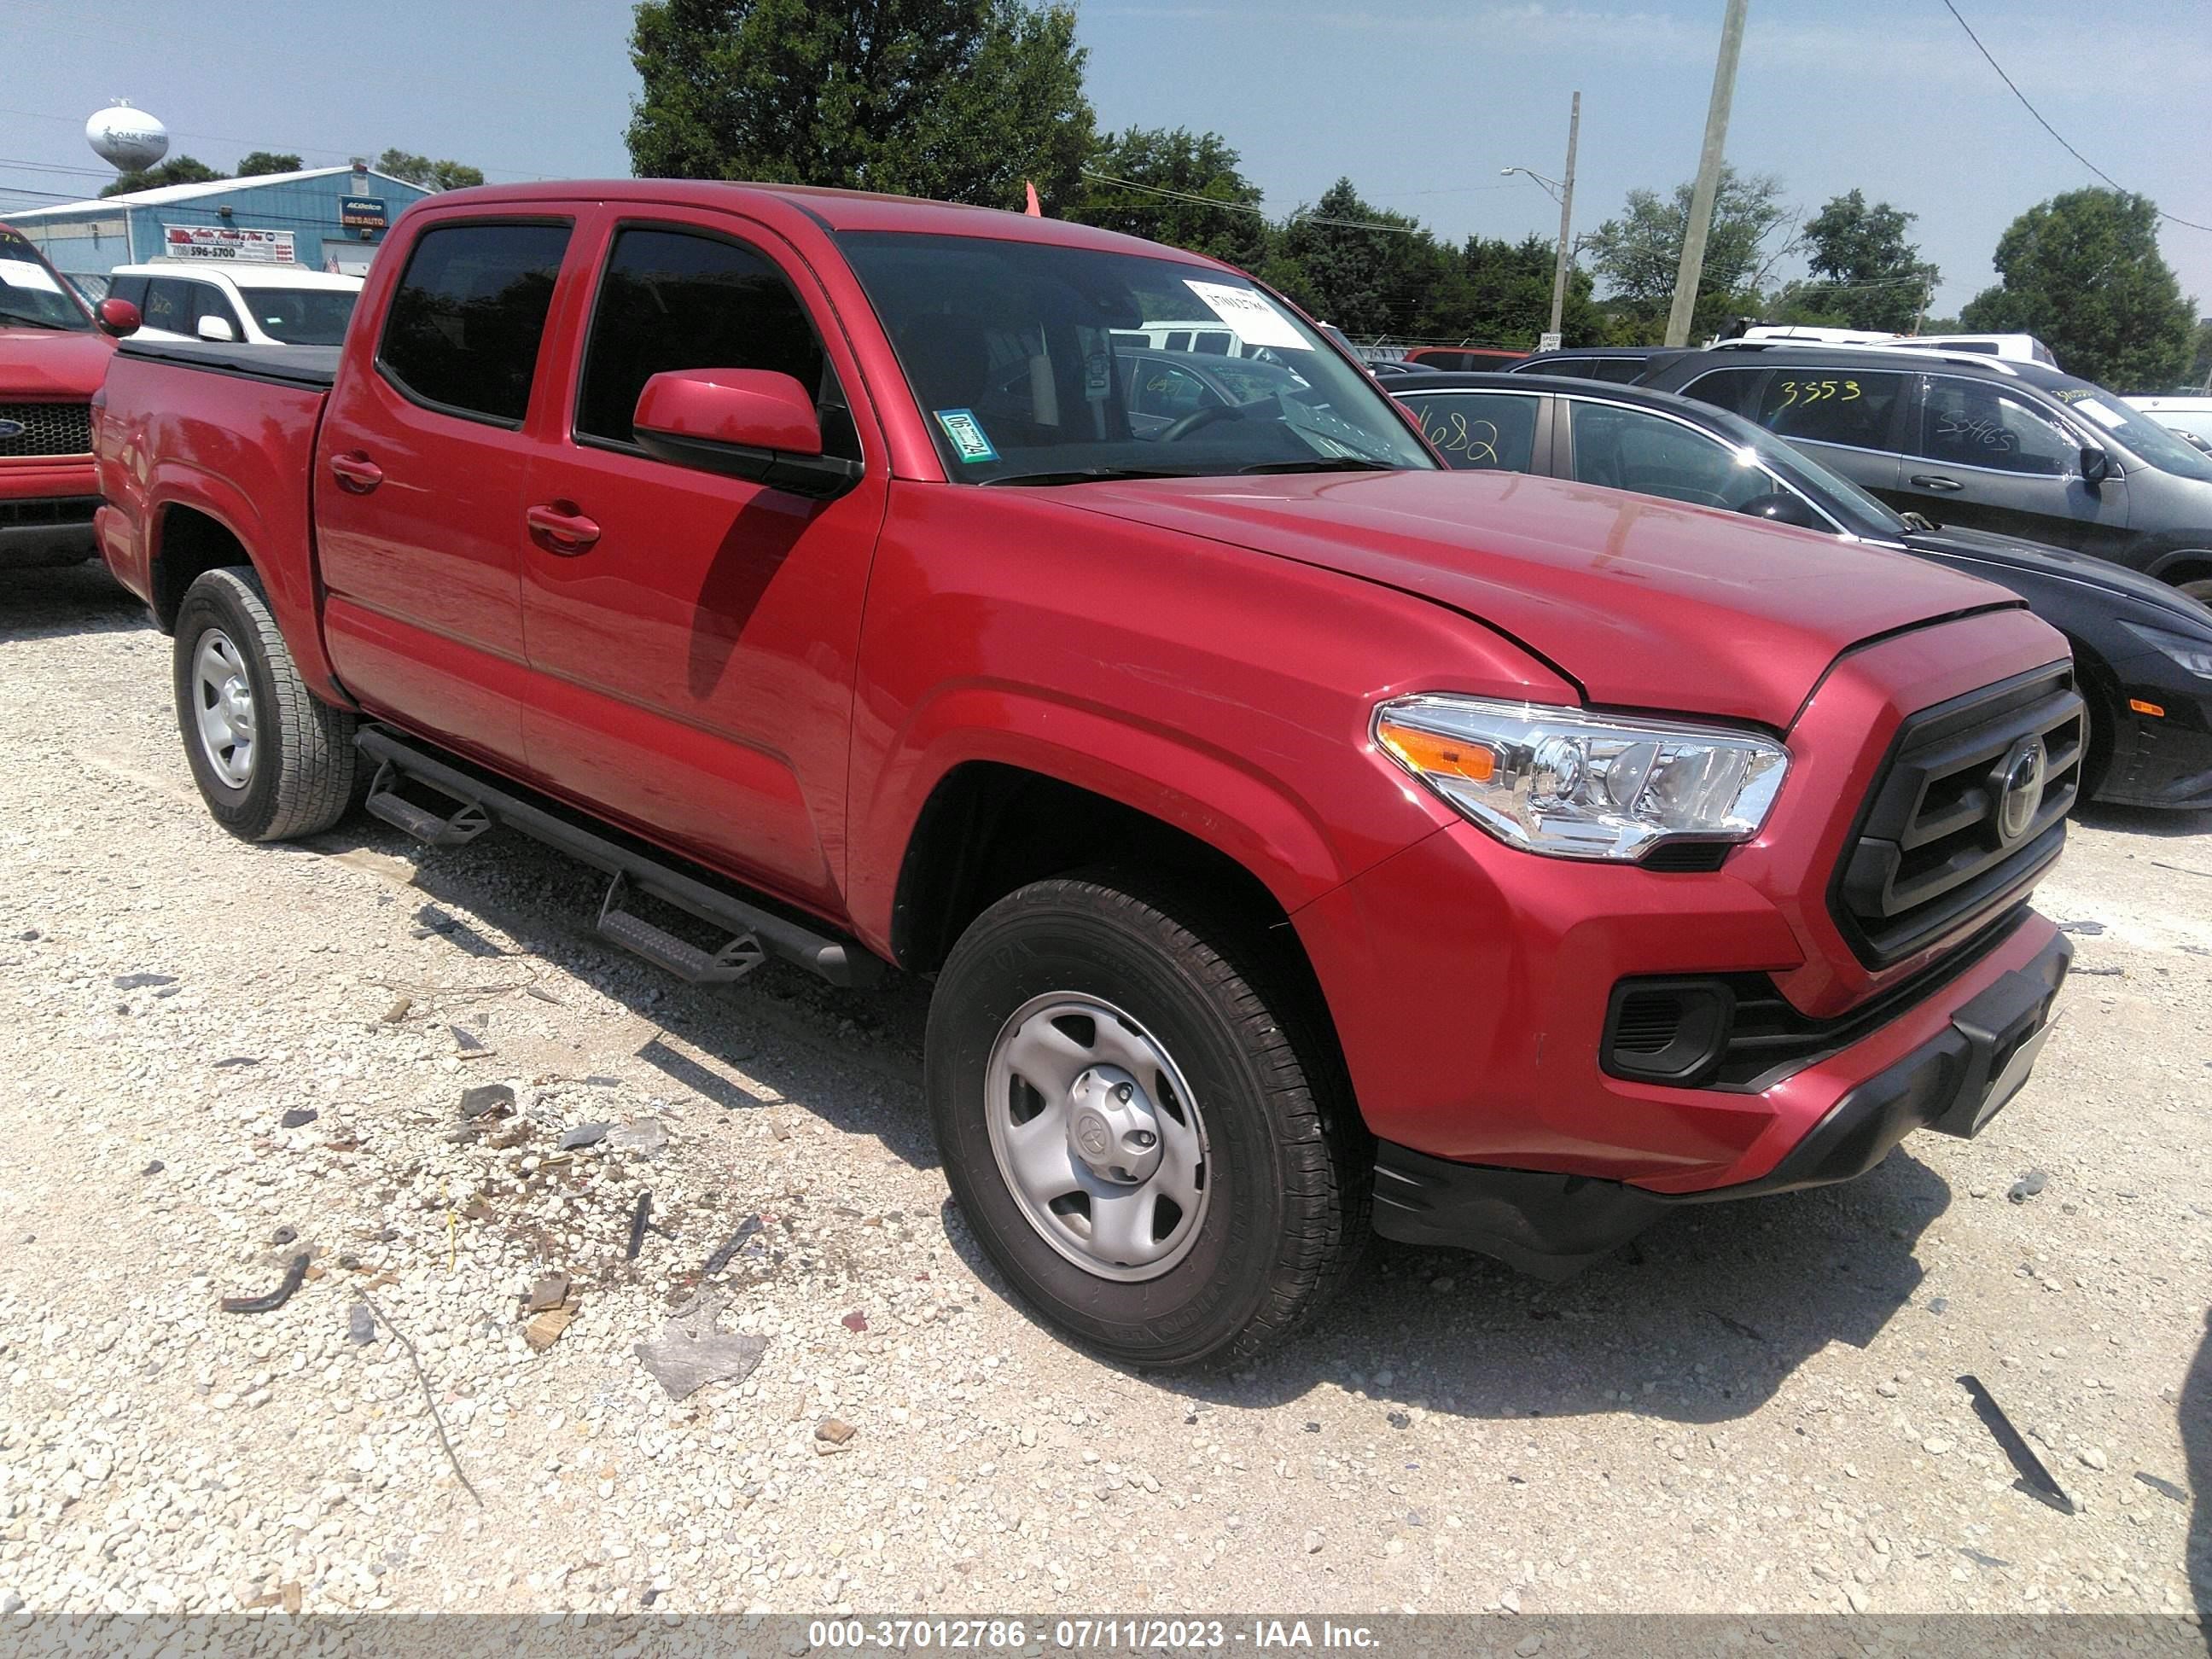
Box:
[1936, 0, 2209, 235]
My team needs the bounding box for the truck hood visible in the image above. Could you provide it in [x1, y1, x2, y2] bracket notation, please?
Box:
[0, 328, 114, 397]
[1057, 469, 2023, 727]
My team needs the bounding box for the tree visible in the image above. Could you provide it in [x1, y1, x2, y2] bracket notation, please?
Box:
[375, 149, 486, 192]
[235, 151, 304, 178]
[1962, 189, 2195, 388]
[100, 156, 224, 198]
[1429, 233, 1604, 349]
[1585, 166, 1795, 342]
[626, 0, 1093, 212]
[1773, 189, 1938, 334]
[1256, 179, 1451, 340]
[1070, 127, 1269, 270]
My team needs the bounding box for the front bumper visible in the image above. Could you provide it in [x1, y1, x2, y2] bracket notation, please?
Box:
[2094, 651, 2212, 809]
[0, 492, 100, 568]
[1371, 924, 2070, 1278]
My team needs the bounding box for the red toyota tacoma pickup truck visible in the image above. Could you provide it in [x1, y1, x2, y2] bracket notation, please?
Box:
[94, 181, 2080, 1365]
[1, 224, 112, 569]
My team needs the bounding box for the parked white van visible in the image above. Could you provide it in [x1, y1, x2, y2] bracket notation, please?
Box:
[103, 262, 362, 347]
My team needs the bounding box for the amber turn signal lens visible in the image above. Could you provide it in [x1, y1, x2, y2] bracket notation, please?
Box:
[1378, 721, 1496, 783]
[2128, 698, 2166, 718]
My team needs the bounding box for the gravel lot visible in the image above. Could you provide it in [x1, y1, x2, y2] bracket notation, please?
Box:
[2, 561, 2208, 1622]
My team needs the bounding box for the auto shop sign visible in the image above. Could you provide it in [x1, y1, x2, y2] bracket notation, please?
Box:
[161, 224, 296, 264]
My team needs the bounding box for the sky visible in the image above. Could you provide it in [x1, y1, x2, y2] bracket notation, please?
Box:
[3, 0, 2208, 322]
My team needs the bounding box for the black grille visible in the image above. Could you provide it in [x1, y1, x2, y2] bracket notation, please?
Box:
[0, 495, 97, 528]
[1833, 665, 2081, 969]
[1603, 906, 2033, 1092]
[0, 401, 92, 457]
[1639, 841, 1732, 873]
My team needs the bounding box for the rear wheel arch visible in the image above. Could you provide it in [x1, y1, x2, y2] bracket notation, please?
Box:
[149, 503, 259, 632]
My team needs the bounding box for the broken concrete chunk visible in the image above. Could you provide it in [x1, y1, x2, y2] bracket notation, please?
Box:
[634, 1294, 766, 1400]
[608, 1118, 669, 1156]
[347, 1303, 376, 1346]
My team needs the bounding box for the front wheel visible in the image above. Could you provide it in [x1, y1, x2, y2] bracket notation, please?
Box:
[926, 875, 1367, 1367]
[172, 567, 358, 841]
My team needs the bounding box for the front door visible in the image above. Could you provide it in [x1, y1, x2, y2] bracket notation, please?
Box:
[1895, 373, 2132, 555]
[314, 217, 573, 769]
[515, 212, 888, 915]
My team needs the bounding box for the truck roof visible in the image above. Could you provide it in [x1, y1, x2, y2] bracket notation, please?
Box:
[422, 179, 1225, 261]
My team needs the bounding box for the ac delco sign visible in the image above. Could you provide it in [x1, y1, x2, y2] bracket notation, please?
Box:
[161, 224, 296, 264]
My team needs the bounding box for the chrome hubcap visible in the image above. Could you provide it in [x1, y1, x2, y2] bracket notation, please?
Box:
[985, 993, 1209, 1281]
[192, 629, 255, 789]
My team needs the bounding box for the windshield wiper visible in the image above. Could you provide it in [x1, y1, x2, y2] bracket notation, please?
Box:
[1238, 457, 1397, 474]
[0, 306, 71, 331]
[981, 467, 1192, 487]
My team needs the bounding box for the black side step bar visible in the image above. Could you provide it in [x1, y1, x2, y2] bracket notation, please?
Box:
[355, 726, 883, 989]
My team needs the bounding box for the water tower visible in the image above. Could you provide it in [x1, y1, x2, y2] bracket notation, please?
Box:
[86, 102, 170, 173]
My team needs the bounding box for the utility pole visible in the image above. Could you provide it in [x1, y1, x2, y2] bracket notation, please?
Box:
[1545, 90, 1580, 346]
[1664, 0, 1750, 348]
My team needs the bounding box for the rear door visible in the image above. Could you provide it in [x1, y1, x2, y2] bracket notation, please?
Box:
[1896, 373, 2131, 554]
[1676, 363, 1911, 499]
[514, 208, 888, 912]
[314, 216, 573, 770]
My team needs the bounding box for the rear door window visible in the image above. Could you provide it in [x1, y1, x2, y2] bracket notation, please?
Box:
[1915, 378, 2081, 476]
[142, 277, 195, 335]
[1755, 369, 1907, 451]
[574, 224, 856, 459]
[378, 221, 572, 425]
[1396, 390, 1540, 471]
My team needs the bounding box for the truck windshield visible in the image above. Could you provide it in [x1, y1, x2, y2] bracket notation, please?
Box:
[839, 230, 1435, 483]
[0, 228, 91, 331]
[239, 288, 358, 346]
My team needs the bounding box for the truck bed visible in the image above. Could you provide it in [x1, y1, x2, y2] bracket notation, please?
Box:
[115, 337, 338, 390]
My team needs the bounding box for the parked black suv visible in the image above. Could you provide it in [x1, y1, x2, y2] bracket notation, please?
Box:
[1634, 345, 2212, 602]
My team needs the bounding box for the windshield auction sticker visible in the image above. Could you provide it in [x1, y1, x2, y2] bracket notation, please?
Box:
[934, 408, 999, 463]
[1183, 280, 1308, 350]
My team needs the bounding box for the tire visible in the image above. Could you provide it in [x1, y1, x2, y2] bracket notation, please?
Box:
[926, 874, 1368, 1367]
[172, 567, 358, 841]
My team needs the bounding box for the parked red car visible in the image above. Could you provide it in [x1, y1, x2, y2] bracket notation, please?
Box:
[1404, 345, 1529, 371]
[95, 182, 2077, 1365]
[0, 224, 112, 569]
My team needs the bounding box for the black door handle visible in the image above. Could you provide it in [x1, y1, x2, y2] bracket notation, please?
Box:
[1910, 474, 1965, 492]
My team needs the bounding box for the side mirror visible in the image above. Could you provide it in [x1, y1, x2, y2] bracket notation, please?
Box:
[95, 297, 141, 338]
[1738, 491, 1818, 529]
[632, 369, 861, 500]
[195, 313, 238, 344]
[2079, 444, 2111, 485]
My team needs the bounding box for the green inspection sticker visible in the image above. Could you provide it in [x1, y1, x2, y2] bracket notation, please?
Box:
[934, 408, 999, 463]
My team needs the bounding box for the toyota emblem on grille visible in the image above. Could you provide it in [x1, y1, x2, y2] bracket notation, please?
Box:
[1993, 735, 2048, 845]
[0, 420, 25, 439]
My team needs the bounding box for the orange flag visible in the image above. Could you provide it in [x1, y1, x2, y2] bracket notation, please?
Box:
[1024, 181, 1042, 217]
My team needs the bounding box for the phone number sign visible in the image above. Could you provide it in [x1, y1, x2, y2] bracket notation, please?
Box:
[162, 224, 296, 264]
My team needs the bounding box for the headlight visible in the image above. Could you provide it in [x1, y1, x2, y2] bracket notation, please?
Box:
[2121, 620, 2212, 681]
[1375, 696, 1790, 861]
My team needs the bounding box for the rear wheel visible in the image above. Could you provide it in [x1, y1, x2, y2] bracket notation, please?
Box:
[926, 874, 1367, 1367]
[172, 567, 357, 841]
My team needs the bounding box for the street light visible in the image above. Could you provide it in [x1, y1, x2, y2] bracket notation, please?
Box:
[1502, 90, 1580, 347]
[1499, 166, 1564, 206]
